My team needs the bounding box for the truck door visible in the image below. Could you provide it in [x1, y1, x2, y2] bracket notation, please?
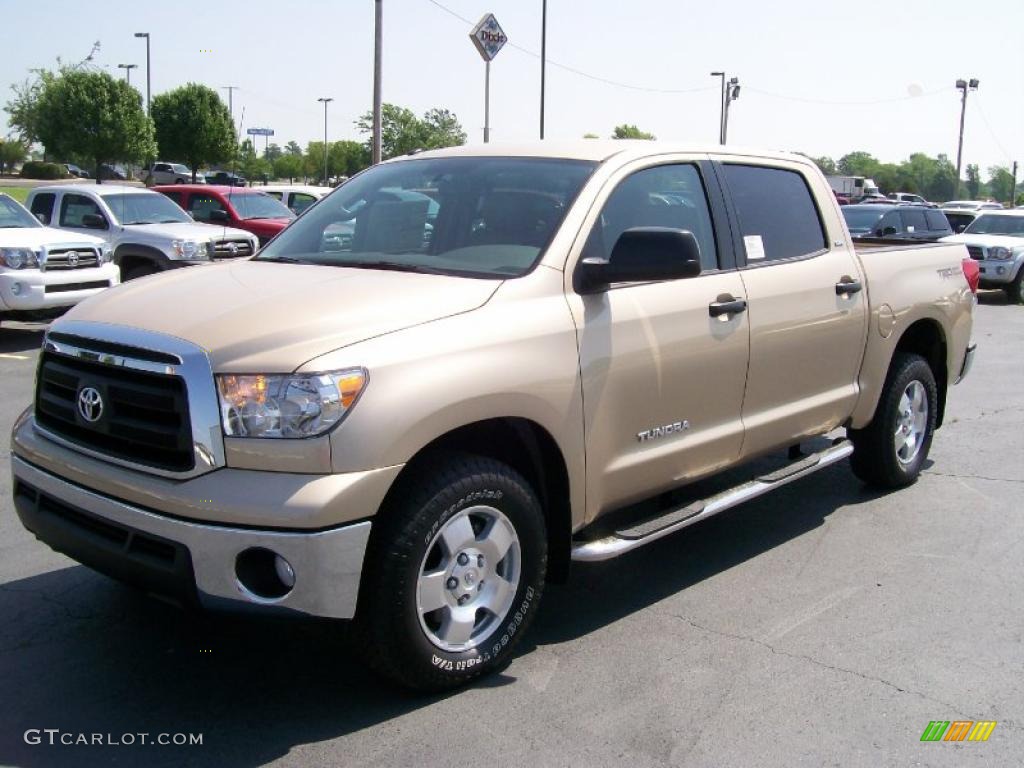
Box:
[567, 159, 750, 520]
[716, 161, 868, 459]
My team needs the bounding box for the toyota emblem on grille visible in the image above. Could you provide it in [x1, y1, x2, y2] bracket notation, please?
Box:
[228, 242, 239, 255]
[77, 387, 103, 423]
[66, 251, 79, 266]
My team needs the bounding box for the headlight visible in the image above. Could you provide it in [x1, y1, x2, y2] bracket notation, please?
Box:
[0, 248, 39, 269]
[988, 247, 1011, 261]
[171, 239, 209, 260]
[216, 369, 367, 438]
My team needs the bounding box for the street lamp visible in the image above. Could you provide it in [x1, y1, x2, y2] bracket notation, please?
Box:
[955, 78, 979, 194]
[318, 97, 333, 185]
[117, 63, 138, 86]
[134, 32, 151, 115]
[722, 77, 741, 144]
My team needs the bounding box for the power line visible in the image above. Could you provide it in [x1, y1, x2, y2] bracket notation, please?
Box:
[972, 94, 1015, 165]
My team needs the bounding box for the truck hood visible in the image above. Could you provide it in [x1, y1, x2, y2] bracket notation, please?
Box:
[60, 260, 501, 371]
[942, 233, 1024, 249]
[118, 221, 253, 241]
[2, 226, 106, 248]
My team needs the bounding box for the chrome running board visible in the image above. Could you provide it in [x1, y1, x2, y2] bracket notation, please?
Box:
[570, 439, 854, 562]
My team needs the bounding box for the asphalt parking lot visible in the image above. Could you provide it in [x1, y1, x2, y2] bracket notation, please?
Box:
[0, 294, 1021, 768]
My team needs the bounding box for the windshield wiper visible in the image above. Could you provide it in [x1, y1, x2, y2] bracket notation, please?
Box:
[332, 260, 449, 275]
[256, 255, 316, 264]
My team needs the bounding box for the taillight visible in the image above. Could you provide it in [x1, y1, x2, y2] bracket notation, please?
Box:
[961, 258, 980, 294]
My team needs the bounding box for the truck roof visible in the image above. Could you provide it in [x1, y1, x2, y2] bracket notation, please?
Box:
[395, 140, 814, 166]
[30, 184, 153, 197]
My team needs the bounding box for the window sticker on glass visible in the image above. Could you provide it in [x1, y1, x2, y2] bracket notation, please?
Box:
[744, 234, 766, 260]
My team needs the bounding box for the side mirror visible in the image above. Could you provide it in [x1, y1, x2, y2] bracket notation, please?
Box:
[82, 213, 108, 230]
[35, 212, 49, 225]
[209, 209, 229, 222]
[576, 227, 702, 294]
[881, 226, 898, 236]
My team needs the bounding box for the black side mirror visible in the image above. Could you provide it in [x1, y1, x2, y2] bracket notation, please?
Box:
[576, 227, 702, 294]
[881, 226, 898, 236]
[209, 209, 229, 222]
[81, 213, 108, 230]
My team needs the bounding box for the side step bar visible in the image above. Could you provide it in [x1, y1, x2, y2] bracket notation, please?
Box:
[570, 439, 854, 562]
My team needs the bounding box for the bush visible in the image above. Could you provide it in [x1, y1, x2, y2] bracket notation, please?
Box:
[19, 161, 68, 180]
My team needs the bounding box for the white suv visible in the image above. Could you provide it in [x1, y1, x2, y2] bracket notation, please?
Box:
[25, 185, 258, 280]
[0, 193, 118, 325]
[143, 162, 203, 185]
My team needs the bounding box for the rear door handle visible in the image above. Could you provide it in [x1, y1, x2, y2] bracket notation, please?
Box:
[708, 298, 747, 317]
[835, 279, 862, 295]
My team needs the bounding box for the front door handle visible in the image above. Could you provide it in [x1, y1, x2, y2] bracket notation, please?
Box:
[835, 278, 862, 295]
[709, 298, 747, 317]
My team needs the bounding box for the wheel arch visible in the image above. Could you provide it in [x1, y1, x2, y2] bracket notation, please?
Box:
[892, 318, 948, 428]
[379, 417, 573, 583]
[114, 243, 173, 277]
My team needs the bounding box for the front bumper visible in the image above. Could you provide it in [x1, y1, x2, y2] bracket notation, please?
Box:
[976, 260, 1019, 286]
[0, 264, 120, 312]
[12, 456, 372, 619]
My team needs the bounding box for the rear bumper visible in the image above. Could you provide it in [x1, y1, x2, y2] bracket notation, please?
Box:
[11, 456, 371, 619]
[955, 342, 977, 384]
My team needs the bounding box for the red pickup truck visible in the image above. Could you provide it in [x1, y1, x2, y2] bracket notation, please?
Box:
[155, 185, 295, 247]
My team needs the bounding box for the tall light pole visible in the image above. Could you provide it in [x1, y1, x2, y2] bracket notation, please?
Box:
[222, 86, 238, 121]
[540, 0, 547, 139]
[134, 32, 151, 114]
[372, 0, 383, 164]
[318, 97, 333, 185]
[710, 72, 726, 143]
[722, 77, 741, 144]
[955, 78, 979, 195]
[117, 63, 137, 86]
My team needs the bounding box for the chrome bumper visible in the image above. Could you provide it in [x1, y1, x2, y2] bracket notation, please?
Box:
[955, 342, 977, 384]
[11, 456, 371, 619]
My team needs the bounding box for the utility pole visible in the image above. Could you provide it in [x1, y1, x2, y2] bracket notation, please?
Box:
[372, 0, 383, 164]
[318, 97, 333, 185]
[540, 0, 547, 139]
[710, 72, 725, 143]
[1011, 160, 1018, 208]
[954, 78, 979, 195]
[134, 32, 151, 115]
[222, 86, 238, 120]
[722, 77, 741, 144]
[117, 63, 137, 86]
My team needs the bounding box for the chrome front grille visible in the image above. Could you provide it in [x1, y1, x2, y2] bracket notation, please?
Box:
[44, 246, 100, 270]
[211, 238, 254, 259]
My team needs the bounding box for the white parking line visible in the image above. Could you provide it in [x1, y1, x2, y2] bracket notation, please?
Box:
[0, 353, 30, 360]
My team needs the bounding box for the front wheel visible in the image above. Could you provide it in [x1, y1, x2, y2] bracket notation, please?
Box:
[849, 352, 937, 488]
[1004, 268, 1024, 305]
[356, 454, 547, 691]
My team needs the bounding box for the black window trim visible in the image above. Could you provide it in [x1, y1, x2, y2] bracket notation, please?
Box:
[713, 160, 831, 270]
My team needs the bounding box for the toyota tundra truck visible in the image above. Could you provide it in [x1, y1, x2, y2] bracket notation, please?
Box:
[10, 142, 976, 691]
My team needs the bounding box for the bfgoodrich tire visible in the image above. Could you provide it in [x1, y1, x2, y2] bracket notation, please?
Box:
[356, 453, 547, 691]
[849, 352, 937, 488]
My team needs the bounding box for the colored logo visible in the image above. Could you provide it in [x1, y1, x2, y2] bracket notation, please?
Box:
[920, 721, 997, 742]
[77, 387, 103, 423]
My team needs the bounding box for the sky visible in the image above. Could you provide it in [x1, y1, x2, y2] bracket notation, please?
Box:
[2, 0, 1022, 178]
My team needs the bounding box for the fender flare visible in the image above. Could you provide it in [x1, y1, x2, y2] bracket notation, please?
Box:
[113, 243, 175, 272]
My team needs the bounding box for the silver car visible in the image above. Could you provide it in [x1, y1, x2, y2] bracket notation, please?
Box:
[144, 162, 203, 185]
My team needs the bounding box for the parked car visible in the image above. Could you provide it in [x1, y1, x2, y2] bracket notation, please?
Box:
[97, 164, 128, 181]
[942, 209, 1024, 303]
[143, 162, 203, 185]
[9, 142, 976, 691]
[888, 192, 935, 207]
[205, 171, 247, 187]
[941, 200, 1004, 211]
[0, 193, 118, 325]
[259, 185, 332, 214]
[154, 185, 295, 246]
[842, 204, 952, 241]
[24, 184, 258, 281]
[63, 163, 90, 179]
[941, 208, 982, 234]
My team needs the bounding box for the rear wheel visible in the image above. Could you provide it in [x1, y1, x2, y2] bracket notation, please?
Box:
[849, 353, 937, 488]
[357, 454, 547, 691]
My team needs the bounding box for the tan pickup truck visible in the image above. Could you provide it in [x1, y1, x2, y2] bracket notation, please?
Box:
[10, 142, 977, 690]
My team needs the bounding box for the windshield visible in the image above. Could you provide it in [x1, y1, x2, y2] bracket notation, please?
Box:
[0, 195, 41, 228]
[105, 193, 192, 225]
[172, 164, 190, 174]
[842, 206, 887, 229]
[228, 193, 295, 220]
[255, 156, 597, 278]
[964, 214, 1024, 237]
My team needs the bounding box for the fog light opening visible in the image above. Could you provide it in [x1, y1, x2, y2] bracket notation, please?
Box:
[11, 282, 23, 296]
[235, 547, 294, 600]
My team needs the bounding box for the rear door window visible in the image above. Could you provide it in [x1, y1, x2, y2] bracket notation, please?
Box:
[925, 210, 951, 232]
[900, 209, 928, 234]
[721, 164, 827, 263]
[29, 193, 56, 225]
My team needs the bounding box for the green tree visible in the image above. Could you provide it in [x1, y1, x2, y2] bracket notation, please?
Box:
[0, 137, 28, 174]
[284, 140, 303, 156]
[988, 166, 1015, 204]
[151, 84, 235, 182]
[811, 155, 837, 175]
[35, 69, 155, 182]
[582, 132, 600, 139]
[611, 124, 655, 140]
[356, 103, 467, 160]
[273, 153, 305, 183]
[837, 151, 879, 177]
[264, 142, 282, 162]
[965, 164, 981, 198]
[4, 70, 56, 150]
[236, 138, 270, 183]
[330, 140, 371, 178]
